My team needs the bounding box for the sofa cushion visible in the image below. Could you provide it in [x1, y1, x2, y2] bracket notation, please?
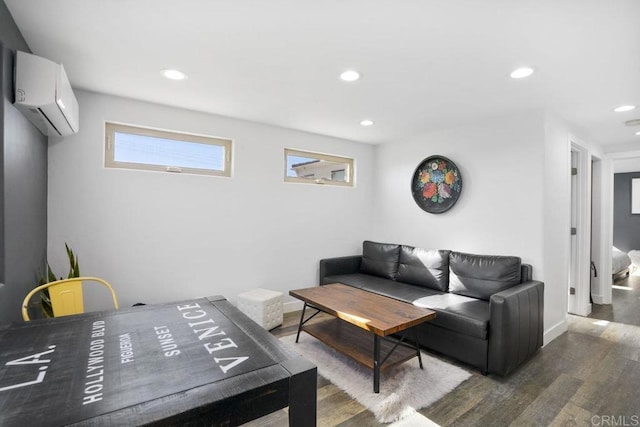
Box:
[359, 241, 401, 279]
[413, 293, 490, 339]
[396, 246, 451, 291]
[323, 273, 441, 303]
[449, 251, 522, 301]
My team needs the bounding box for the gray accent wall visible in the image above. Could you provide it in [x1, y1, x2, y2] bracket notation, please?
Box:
[0, 1, 48, 322]
[613, 172, 640, 253]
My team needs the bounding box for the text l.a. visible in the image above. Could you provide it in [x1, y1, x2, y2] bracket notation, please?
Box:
[0, 345, 56, 392]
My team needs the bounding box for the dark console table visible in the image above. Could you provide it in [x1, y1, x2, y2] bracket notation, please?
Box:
[0, 296, 316, 426]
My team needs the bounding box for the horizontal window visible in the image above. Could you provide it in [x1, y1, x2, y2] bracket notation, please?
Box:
[285, 148, 354, 186]
[105, 123, 232, 177]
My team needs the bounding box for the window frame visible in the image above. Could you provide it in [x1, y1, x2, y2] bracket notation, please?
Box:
[284, 148, 354, 187]
[105, 122, 233, 177]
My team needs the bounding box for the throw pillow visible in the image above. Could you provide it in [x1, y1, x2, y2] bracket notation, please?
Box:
[396, 246, 451, 291]
[449, 251, 522, 300]
[359, 241, 401, 279]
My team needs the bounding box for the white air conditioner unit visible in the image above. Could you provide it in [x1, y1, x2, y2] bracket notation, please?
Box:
[13, 51, 79, 136]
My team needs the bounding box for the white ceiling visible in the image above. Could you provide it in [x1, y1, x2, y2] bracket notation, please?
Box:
[5, 0, 640, 147]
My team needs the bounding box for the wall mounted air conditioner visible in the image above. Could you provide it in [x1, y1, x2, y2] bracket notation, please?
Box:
[13, 51, 79, 136]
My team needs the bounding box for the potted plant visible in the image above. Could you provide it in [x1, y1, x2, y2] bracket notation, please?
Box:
[36, 243, 80, 317]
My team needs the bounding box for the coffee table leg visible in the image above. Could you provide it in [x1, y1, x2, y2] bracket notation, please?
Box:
[295, 303, 308, 343]
[373, 335, 380, 393]
[413, 328, 423, 369]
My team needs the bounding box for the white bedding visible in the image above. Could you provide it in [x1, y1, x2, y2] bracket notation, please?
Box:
[629, 250, 640, 275]
[612, 247, 632, 275]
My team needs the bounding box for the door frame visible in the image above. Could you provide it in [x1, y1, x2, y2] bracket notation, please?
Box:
[600, 150, 640, 304]
[590, 156, 605, 304]
[569, 140, 592, 316]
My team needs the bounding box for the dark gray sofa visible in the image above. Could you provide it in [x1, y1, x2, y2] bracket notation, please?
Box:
[319, 241, 544, 376]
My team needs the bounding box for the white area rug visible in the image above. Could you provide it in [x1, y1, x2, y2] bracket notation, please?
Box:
[389, 412, 441, 426]
[280, 333, 471, 424]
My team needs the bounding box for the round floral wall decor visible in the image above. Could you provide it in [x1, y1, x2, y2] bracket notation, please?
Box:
[411, 155, 462, 214]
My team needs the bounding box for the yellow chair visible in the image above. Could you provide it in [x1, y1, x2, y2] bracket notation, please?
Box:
[22, 276, 119, 321]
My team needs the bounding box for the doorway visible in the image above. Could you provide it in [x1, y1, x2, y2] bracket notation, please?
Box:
[589, 154, 640, 326]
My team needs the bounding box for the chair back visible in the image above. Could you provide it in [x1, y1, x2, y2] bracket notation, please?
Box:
[22, 276, 119, 321]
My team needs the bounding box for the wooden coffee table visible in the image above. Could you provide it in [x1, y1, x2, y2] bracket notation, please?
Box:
[289, 283, 436, 393]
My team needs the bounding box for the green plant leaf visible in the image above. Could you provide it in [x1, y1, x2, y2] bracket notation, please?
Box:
[47, 265, 57, 283]
[33, 243, 81, 318]
[65, 243, 80, 278]
[40, 294, 53, 318]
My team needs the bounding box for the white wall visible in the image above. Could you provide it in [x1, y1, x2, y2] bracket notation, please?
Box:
[371, 111, 576, 344]
[542, 114, 572, 340]
[372, 112, 545, 259]
[47, 91, 375, 310]
[48, 92, 601, 346]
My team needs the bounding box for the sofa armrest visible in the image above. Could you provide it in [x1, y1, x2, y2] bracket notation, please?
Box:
[488, 280, 544, 376]
[319, 256, 362, 285]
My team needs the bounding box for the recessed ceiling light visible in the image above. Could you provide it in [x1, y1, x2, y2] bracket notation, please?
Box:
[636, 131, 640, 136]
[161, 69, 188, 80]
[360, 119, 374, 126]
[340, 70, 360, 82]
[509, 67, 535, 79]
[613, 105, 636, 113]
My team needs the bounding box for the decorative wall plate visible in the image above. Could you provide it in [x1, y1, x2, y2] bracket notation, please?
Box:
[411, 155, 462, 214]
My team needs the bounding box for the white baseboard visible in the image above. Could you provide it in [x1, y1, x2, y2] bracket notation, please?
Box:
[543, 318, 568, 346]
[591, 294, 606, 304]
[283, 300, 304, 313]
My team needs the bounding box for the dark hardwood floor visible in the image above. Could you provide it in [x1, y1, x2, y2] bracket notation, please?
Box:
[589, 274, 640, 326]
[244, 307, 640, 426]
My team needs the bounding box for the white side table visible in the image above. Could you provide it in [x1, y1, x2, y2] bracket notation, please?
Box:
[237, 288, 283, 330]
